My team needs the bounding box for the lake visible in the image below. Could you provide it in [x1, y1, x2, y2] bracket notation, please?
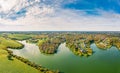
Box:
[10, 41, 120, 73]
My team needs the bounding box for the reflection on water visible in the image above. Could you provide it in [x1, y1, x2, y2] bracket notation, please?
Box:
[10, 41, 120, 73]
[10, 41, 40, 58]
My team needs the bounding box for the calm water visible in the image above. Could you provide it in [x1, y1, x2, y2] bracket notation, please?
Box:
[10, 41, 120, 73]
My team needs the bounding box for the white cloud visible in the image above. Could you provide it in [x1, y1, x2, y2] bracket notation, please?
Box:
[26, 5, 54, 17]
[0, 0, 18, 13]
[0, 0, 120, 31]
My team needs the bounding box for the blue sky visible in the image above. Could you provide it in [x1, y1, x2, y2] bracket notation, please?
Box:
[64, 0, 120, 13]
[0, 0, 120, 31]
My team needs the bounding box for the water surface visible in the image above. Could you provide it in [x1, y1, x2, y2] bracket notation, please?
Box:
[10, 41, 120, 73]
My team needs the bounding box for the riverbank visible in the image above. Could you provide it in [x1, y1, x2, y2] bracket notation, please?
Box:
[0, 46, 40, 73]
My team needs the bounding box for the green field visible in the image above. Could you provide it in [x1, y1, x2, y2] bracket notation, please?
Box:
[0, 37, 24, 49]
[7, 34, 34, 40]
[0, 48, 40, 73]
[0, 37, 40, 73]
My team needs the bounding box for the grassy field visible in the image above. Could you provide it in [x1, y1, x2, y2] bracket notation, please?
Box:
[7, 34, 34, 40]
[0, 37, 41, 73]
[0, 37, 24, 49]
[0, 48, 41, 73]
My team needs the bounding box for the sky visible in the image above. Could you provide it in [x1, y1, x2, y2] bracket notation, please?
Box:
[0, 0, 120, 31]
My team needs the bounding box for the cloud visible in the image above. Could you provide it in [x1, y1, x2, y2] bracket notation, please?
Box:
[0, 0, 120, 31]
[0, 0, 18, 12]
